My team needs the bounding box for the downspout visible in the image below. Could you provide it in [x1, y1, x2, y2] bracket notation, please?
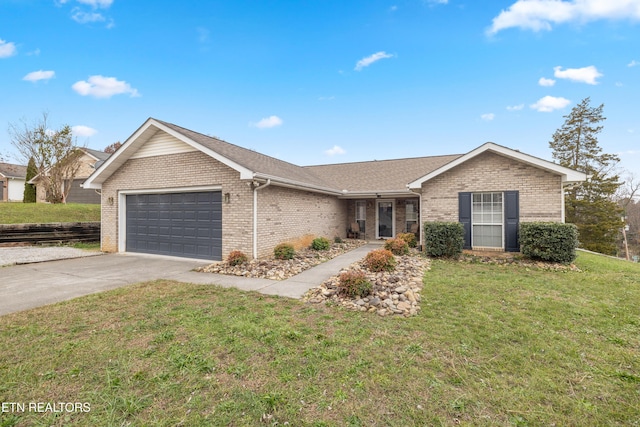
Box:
[253, 179, 272, 259]
[408, 187, 423, 250]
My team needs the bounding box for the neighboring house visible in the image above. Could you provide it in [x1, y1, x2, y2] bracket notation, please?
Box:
[32, 148, 110, 204]
[83, 118, 587, 261]
[0, 162, 27, 202]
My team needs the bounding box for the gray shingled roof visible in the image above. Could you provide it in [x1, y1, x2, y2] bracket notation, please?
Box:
[157, 119, 464, 194]
[0, 162, 27, 179]
[83, 148, 111, 162]
[157, 120, 339, 191]
[305, 155, 462, 193]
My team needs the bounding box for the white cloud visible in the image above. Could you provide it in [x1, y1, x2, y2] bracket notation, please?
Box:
[354, 51, 394, 71]
[426, 0, 449, 4]
[251, 115, 283, 129]
[72, 125, 97, 137]
[77, 0, 113, 8]
[0, 39, 17, 58]
[390, 5, 398, 12]
[481, 113, 495, 121]
[72, 10, 105, 23]
[553, 65, 602, 84]
[72, 75, 140, 98]
[538, 77, 556, 86]
[628, 60, 640, 67]
[325, 145, 346, 156]
[23, 70, 55, 82]
[487, 0, 640, 35]
[530, 95, 571, 112]
[507, 104, 525, 111]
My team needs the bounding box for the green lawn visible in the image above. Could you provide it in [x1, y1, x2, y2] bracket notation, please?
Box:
[0, 203, 100, 224]
[0, 251, 638, 426]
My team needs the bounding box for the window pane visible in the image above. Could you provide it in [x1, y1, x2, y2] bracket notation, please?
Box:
[472, 225, 502, 247]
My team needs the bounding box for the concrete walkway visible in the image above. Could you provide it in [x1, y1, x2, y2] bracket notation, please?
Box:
[0, 244, 377, 316]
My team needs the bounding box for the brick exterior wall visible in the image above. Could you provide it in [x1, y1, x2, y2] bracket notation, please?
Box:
[256, 185, 347, 257]
[100, 151, 348, 260]
[101, 151, 253, 259]
[420, 151, 563, 223]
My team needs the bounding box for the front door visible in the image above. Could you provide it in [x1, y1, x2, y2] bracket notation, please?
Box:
[376, 200, 394, 239]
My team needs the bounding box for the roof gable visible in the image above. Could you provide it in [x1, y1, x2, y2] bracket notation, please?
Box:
[83, 118, 339, 193]
[407, 142, 587, 188]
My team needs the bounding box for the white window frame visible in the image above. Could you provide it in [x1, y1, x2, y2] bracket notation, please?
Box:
[471, 192, 504, 249]
[355, 200, 366, 231]
[405, 199, 419, 232]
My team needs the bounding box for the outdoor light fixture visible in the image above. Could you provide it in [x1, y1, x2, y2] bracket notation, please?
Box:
[224, 193, 230, 204]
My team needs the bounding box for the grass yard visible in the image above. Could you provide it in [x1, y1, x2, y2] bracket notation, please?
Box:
[0, 203, 100, 224]
[0, 251, 638, 426]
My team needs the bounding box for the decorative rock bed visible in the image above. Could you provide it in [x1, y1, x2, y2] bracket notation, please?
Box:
[303, 252, 430, 317]
[196, 240, 366, 280]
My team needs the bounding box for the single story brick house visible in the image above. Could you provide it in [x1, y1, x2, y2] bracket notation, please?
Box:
[83, 118, 587, 261]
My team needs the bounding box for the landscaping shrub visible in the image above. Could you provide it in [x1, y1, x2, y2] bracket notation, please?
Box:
[274, 243, 295, 260]
[520, 222, 578, 264]
[334, 236, 343, 244]
[227, 250, 248, 266]
[423, 222, 464, 258]
[337, 270, 372, 298]
[397, 232, 417, 248]
[384, 237, 409, 255]
[311, 236, 331, 251]
[364, 249, 396, 272]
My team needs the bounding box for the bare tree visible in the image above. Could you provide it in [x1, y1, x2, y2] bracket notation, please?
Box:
[617, 171, 640, 259]
[8, 113, 84, 203]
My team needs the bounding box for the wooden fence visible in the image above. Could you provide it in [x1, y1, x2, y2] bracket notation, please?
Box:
[0, 222, 100, 245]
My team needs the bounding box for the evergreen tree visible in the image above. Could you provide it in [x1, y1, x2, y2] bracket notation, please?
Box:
[23, 156, 37, 203]
[549, 97, 622, 255]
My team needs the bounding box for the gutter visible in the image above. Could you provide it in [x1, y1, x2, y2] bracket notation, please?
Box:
[252, 173, 342, 196]
[338, 189, 418, 199]
[253, 178, 272, 259]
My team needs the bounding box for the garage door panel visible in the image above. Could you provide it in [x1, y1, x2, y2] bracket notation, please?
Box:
[125, 191, 222, 261]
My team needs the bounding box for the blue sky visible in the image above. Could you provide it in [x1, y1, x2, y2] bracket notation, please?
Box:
[1, 0, 639, 180]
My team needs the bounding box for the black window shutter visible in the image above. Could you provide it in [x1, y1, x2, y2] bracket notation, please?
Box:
[504, 191, 519, 252]
[458, 192, 472, 249]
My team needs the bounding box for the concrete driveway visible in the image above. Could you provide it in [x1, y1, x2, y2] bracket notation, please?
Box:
[0, 244, 375, 316]
[0, 253, 274, 316]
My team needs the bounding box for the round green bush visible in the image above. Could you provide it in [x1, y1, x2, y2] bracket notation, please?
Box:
[274, 243, 295, 260]
[311, 236, 331, 251]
